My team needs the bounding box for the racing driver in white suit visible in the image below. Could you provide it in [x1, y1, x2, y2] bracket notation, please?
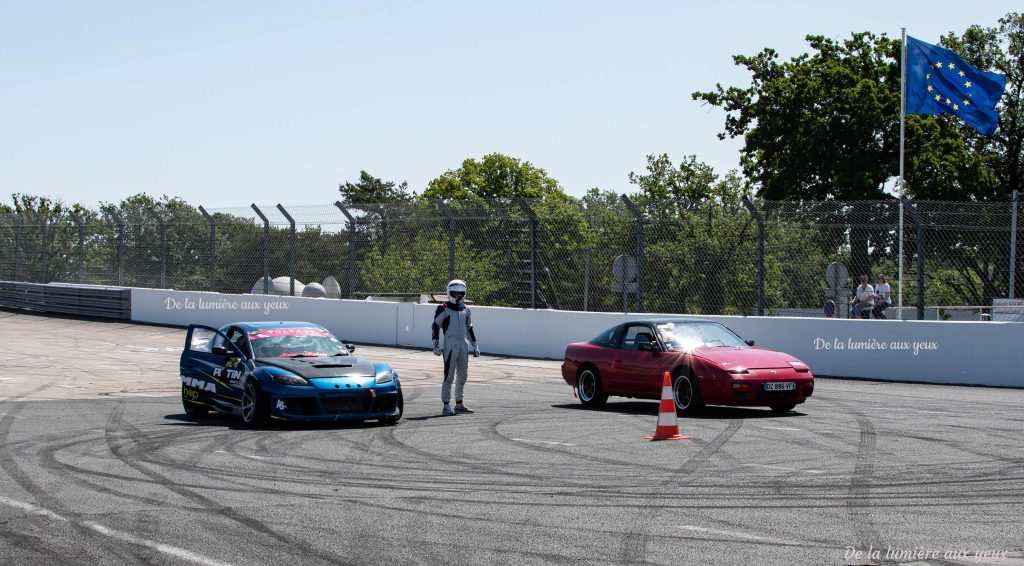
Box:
[432, 279, 479, 416]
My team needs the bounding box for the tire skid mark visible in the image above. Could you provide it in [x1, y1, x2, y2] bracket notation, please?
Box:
[832, 400, 883, 554]
[619, 419, 745, 565]
[0, 380, 163, 563]
[377, 418, 556, 484]
[331, 495, 836, 559]
[483, 413, 684, 476]
[103, 401, 358, 566]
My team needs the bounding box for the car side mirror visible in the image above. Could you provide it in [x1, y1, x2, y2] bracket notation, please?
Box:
[745, 339, 756, 346]
[637, 342, 661, 353]
[345, 343, 356, 353]
[211, 346, 232, 357]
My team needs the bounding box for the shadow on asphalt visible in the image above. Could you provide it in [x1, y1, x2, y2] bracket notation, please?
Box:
[403, 414, 464, 421]
[161, 413, 399, 430]
[550, 402, 808, 419]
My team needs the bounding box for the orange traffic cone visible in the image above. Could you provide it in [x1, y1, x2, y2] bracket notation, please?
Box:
[646, 371, 691, 441]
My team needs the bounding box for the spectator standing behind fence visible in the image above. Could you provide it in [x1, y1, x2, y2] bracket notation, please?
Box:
[872, 275, 892, 319]
[850, 274, 875, 318]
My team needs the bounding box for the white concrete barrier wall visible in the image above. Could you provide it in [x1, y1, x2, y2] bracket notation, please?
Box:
[132, 289, 1024, 387]
[131, 288, 399, 347]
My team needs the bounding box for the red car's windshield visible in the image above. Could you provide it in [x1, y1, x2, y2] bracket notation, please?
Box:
[247, 327, 349, 358]
[655, 321, 746, 351]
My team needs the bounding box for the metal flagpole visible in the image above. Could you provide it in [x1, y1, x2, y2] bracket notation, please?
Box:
[898, 28, 907, 318]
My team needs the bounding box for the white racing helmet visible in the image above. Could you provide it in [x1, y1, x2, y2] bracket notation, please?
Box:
[447, 279, 467, 304]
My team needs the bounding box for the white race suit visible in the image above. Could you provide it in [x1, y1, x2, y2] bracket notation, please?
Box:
[432, 301, 478, 404]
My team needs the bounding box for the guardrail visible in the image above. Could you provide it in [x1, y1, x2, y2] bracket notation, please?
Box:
[0, 281, 131, 319]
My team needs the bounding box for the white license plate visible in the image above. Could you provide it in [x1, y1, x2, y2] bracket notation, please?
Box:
[763, 382, 795, 391]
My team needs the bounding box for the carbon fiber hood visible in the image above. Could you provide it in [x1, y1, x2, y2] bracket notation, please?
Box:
[256, 356, 376, 379]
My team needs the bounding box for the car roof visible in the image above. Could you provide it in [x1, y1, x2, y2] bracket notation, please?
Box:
[229, 321, 326, 331]
[625, 318, 717, 325]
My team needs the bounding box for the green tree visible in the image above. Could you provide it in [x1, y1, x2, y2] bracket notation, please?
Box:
[423, 153, 564, 200]
[338, 171, 412, 205]
[937, 13, 1023, 198]
[628, 154, 744, 203]
[693, 19, 1022, 303]
[693, 32, 902, 201]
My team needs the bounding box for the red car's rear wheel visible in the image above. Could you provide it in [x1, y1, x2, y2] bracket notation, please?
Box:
[577, 366, 608, 407]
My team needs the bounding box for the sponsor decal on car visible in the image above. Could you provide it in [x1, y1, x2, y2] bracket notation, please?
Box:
[212, 366, 244, 386]
[181, 375, 217, 392]
[248, 328, 331, 340]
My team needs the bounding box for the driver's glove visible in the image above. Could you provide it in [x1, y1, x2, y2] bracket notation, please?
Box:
[472, 343, 480, 358]
[432, 340, 441, 356]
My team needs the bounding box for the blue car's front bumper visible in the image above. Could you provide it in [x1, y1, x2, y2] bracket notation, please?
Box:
[268, 378, 402, 421]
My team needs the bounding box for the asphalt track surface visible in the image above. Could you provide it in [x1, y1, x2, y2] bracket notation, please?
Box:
[0, 310, 1022, 566]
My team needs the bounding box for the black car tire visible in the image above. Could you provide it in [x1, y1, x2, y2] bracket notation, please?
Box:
[241, 380, 270, 427]
[672, 368, 705, 415]
[577, 365, 608, 407]
[379, 390, 403, 425]
[182, 393, 209, 418]
[770, 403, 797, 414]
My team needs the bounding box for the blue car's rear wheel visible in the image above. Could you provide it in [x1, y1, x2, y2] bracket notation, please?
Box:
[182, 391, 209, 418]
[241, 380, 270, 427]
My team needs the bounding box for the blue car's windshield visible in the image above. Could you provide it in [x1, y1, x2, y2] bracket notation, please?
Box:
[248, 327, 349, 358]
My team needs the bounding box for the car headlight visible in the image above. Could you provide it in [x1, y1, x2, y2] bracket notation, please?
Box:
[376, 370, 396, 384]
[271, 373, 311, 386]
[787, 361, 810, 373]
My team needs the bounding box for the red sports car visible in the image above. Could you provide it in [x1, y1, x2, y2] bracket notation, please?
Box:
[561, 319, 814, 414]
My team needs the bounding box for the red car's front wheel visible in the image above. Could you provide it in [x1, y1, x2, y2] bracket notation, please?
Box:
[672, 370, 704, 414]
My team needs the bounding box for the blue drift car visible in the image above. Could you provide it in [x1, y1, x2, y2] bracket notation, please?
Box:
[180, 322, 402, 426]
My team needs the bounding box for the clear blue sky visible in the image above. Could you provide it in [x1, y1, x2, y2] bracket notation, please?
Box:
[2, 1, 1019, 208]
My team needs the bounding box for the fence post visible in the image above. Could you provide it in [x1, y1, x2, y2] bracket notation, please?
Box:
[251, 204, 271, 294]
[436, 198, 456, 280]
[70, 212, 84, 283]
[1011, 190, 1018, 299]
[40, 214, 49, 284]
[901, 197, 925, 320]
[621, 195, 644, 312]
[335, 202, 356, 299]
[109, 211, 125, 286]
[13, 215, 21, 282]
[514, 198, 538, 309]
[277, 204, 296, 297]
[149, 210, 167, 288]
[198, 206, 216, 292]
[741, 197, 766, 316]
[584, 244, 591, 312]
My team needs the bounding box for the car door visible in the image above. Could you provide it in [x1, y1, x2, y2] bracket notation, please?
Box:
[181, 325, 249, 410]
[610, 324, 662, 397]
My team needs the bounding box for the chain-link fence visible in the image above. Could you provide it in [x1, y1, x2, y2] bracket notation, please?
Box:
[1, 194, 1020, 319]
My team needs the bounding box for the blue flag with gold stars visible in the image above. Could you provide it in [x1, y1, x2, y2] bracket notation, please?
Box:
[906, 36, 1006, 136]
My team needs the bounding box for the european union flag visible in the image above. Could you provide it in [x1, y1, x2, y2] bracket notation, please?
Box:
[906, 36, 1006, 136]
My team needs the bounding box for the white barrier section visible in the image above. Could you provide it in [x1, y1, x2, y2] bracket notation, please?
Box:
[130, 289, 399, 346]
[417, 304, 1024, 388]
[132, 289, 1023, 387]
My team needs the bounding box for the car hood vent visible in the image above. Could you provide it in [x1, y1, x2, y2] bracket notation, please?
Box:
[257, 357, 375, 379]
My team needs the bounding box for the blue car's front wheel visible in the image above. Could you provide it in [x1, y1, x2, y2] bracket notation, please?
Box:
[379, 389, 403, 425]
[241, 380, 270, 427]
